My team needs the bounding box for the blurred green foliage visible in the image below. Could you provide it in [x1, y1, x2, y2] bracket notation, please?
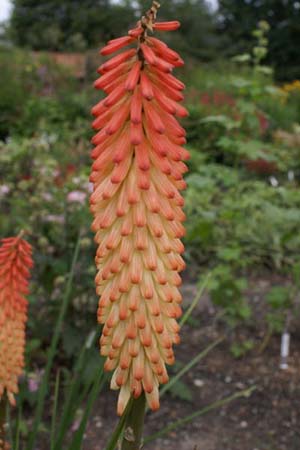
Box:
[182, 23, 300, 343]
[0, 48, 95, 139]
[218, 0, 300, 80]
[8, 0, 218, 62]
[10, 0, 134, 50]
[0, 17, 300, 431]
[4, 0, 300, 80]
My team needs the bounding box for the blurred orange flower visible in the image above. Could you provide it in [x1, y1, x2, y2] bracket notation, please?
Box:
[0, 235, 33, 406]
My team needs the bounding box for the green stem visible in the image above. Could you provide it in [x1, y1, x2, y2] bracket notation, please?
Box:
[160, 337, 224, 398]
[50, 370, 60, 450]
[121, 394, 146, 450]
[0, 396, 8, 450]
[26, 233, 81, 450]
[257, 327, 272, 354]
[104, 397, 134, 450]
[179, 272, 211, 328]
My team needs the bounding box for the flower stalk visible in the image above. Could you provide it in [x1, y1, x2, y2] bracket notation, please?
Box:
[121, 393, 146, 450]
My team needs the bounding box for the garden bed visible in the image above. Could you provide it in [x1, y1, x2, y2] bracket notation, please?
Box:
[71, 278, 300, 450]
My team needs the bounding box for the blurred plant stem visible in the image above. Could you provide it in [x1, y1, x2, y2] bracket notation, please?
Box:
[0, 396, 8, 450]
[26, 232, 81, 450]
[257, 327, 272, 354]
[121, 394, 146, 450]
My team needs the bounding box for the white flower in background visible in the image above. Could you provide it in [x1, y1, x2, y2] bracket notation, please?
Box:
[44, 214, 65, 224]
[71, 177, 81, 185]
[0, 185, 10, 196]
[53, 169, 60, 178]
[42, 192, 53, 201]
[269, 176, 279, 187]
[82, 181, 94, 193]
[67, 190, 87, 204]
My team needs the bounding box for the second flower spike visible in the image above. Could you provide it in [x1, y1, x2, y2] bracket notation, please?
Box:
[0, 234, 33, 407]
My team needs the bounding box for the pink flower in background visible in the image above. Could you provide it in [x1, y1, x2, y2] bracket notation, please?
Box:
[71, 419, 81, 432]
[28, 378, 39, 392]
[27, 370, 43, 393]
[44, 214, 65, 224]
[82, 182, 94, 193]
[28, 376, 40, 393]
[67, 191, 87, 204]
[71, 410, 84, 431]
[42, 192, 53, 202]
[0, 185, 10, 196]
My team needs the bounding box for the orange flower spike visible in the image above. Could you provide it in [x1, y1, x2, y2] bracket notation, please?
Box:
[0, 234, 33, 406]
[91, 2, 189, 416]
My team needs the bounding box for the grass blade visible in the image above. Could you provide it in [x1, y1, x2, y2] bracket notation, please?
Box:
[179, 272, 211, 328]
[144, 386, 256, 444]
[14, 404, 22, 450]
[160, 337, 223, 398]
[26, 233, 81, 450]
[6, 400, 13, 449]
[0, 396, 8, 448]
[68, 368, 106, 450]
[53, 330, 97, 450]
[50, 370, 60, 450]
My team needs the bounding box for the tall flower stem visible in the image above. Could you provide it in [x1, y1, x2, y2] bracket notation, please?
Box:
[0, 396, 8, 450]
[121, 394, 146, 450]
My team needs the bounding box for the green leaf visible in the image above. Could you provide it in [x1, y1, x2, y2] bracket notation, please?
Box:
[266, 312, 285, 333]
[256, 66, 273, 76]
[231, 53, 251, 63]
[217, 136, 236, 151]
[169, 380, 193, 401]
[53, 332, 98, 450]
[62, 325, 83, 357]
[266, 286, 291, 309]
[185, 173, 215, 190]
[230, 77, 252, 88]
[292, 263, 300, 287]
[26, 233, 81, 450]
[68, 369, 106, 450]
[230, 340, 254, 358]
[237, 303, 251, 320]
[217, 247, 241, 262]
[25, 339, 42, 354]
[264, 85, 285, 96]
[187, 221, 214, 243]
[201, 115, 240, 130]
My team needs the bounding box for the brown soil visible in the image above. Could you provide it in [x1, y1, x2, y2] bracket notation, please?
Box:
[81, 278, 300, 450]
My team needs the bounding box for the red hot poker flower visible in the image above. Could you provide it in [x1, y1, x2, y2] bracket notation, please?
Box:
[91, 2, 189, 415]
[0, 235, 33, 406]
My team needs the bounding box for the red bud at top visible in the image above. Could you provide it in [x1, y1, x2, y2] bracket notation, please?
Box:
[153, 21, 180, 31]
